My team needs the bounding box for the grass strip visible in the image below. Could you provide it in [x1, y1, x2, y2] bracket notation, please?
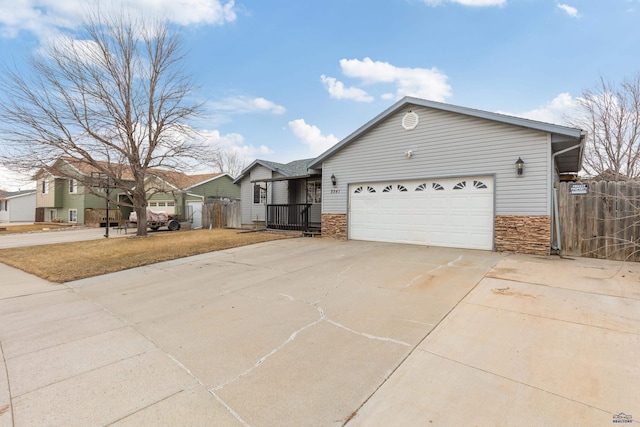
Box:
[0, 229, 291, 283]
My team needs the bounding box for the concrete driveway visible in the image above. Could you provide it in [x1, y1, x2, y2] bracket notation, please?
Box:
[1, 238, 638, 426]
[0, 238, 502, 426]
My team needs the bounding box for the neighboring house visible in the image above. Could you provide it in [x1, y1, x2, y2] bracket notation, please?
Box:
[311, 96, 585, 255]
[144, 171, 240, 229]
[0, 190, 36, 223]
[233, 159, 321, 230]
[33, 157, 134, 225]
[590, 169, 631, 182]
[34, 157, 239, 228]
[237, 96, 585, 255]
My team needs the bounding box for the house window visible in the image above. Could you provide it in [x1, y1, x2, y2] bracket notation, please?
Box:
[253, 184, 266, 204]
[69, 209, 77, 223]
[41, 180, 48, 194]
[49, 209, 57, 221]
[453, 181, 467, 190]
[69, 179, 77, 193]
[307, 181, 321, 203]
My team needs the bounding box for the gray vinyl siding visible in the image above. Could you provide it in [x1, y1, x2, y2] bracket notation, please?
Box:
[240, 165, 272, 224]
[271, 173, 288, 204]
[240, 176, 253, 224]
[322, 105, 551, 216]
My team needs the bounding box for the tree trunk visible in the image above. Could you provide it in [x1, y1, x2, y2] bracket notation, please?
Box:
[131, 192, 148, 237]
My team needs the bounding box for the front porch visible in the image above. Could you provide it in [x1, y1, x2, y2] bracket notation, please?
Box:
[266, 203, 321, 232]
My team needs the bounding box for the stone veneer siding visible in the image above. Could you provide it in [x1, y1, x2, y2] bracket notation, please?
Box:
[494, 215, 551, 255]
[322, 213, 550, 255]
[321, 213, 347, 240]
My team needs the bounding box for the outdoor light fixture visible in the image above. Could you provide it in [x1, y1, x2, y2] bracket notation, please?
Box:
[331, 174, 337, 186]
[516, 157, 525, 176]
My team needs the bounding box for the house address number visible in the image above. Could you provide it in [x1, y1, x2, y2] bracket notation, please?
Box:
[569, 183, 588, 195]
[330, 189, 341, 194]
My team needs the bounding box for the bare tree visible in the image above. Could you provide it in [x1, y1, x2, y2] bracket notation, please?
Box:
[211, 146, 245, 178]
[0, 9, 208, 236]
[567, 74, 640, 180]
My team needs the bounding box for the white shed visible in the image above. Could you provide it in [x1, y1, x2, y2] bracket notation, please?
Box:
[0, 190, 36, 223]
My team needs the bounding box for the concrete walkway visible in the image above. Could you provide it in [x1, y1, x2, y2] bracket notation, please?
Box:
[1, 238, 639, 426]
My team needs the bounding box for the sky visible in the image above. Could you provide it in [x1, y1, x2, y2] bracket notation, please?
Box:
[1, 0, 640, 190]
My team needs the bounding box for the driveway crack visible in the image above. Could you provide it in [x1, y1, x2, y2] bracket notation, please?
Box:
[211, 306, 326, 392]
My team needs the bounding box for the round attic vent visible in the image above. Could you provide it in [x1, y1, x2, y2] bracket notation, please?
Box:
[402, 111, 419, 130]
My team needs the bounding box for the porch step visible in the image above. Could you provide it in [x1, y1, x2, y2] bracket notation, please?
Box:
[303, 230, 321, 237]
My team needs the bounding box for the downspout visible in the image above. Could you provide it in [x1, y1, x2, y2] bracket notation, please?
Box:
[550, 136, 585, 251]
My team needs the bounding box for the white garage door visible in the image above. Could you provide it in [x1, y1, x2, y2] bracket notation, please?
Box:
[349, 177, 494, 250]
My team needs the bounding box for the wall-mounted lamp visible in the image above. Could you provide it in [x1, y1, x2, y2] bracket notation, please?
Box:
[405, 150, 413, 159]
[331, 174, 337, 186]
[516, 157, 525, 176]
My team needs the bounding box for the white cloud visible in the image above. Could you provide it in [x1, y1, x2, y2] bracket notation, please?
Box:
[496, 93, 580, 125]
[320, 75, 374, 102]
[338, 57, 452, 102]
[288, 119, 339, 156]
[212, 96, 286, 115]
[0, 166, 34, 191]
[197, 129, 273, 161]
[423, 0, 506, 6]
[557, 3, 580, 18]
[0, 0, 236, 39]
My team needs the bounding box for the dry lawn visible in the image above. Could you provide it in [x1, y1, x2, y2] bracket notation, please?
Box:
[0, 229, 291, 283]
[0, 224, 71, 234]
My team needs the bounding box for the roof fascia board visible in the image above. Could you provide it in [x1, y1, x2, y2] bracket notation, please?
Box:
[250, 174, 315, 183]
[5, 191, 36, 199]
[233, 160, 286, 184]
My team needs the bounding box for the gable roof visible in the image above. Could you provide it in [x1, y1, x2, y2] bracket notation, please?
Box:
[0, 189, 36, 200]
[309, 96, 586, 172]
[37, 157, 136, 181]
[37, 157, 227, 190]
[148, 170, 225, 190]
[233, 158, 317, 184]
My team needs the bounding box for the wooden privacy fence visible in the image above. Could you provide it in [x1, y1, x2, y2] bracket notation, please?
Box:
[202, 199, 241, 229]
[558, 181, 640, 262]
[85, 208, 122, 227]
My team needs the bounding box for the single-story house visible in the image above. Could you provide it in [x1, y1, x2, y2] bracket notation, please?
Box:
[0, 189, 36, 223]
[239, 96, 586, 255]
[233, 159, 321, 230]
[144, 170, 240, 229]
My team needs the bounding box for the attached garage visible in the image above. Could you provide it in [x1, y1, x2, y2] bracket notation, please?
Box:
[349, 176, 494, 250]
[311, 96, 586, 255]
